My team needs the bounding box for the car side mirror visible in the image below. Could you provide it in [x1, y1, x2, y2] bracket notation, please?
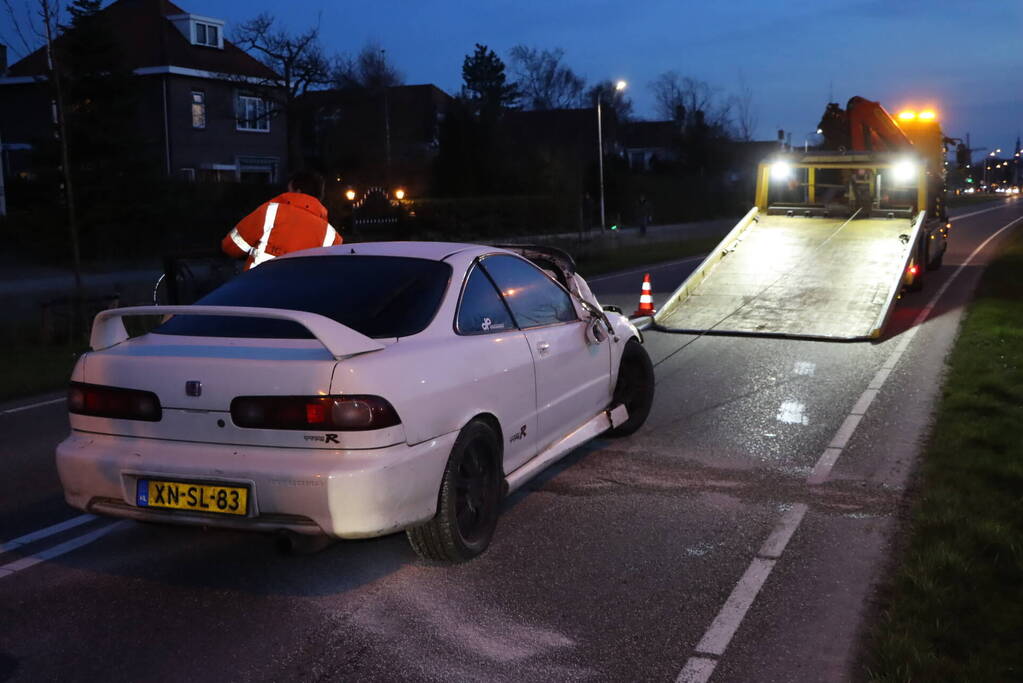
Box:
[585, 316, 608, 345]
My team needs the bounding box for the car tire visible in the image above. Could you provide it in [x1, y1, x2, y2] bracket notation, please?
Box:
[406, 419, 503, 563]
[606, 338, 655, 437]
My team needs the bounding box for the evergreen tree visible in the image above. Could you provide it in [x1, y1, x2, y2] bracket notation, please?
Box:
[461, 44, 518, 117]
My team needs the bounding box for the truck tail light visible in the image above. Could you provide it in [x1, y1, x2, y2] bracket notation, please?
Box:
[230, 395, 401, 431]
[68, 382, 162, 421]
[907, 264, 919, 276]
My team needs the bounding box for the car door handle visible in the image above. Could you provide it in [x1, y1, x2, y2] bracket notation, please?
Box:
[536, 341, 550, 356]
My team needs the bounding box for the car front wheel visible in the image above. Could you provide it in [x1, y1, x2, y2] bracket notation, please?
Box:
[606, 338, 655, 437]
[407, 419, 503, 563]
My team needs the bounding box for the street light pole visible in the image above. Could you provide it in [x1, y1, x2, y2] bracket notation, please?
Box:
[596, 97, 606, 231]
[596, 80, 626, 231]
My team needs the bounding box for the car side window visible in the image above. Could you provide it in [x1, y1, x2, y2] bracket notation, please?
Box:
[457, 263, 515, 335]
[481, 254, 578, 329]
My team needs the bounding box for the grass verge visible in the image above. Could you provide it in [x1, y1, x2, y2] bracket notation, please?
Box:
[865, 229, 1023, 680]
[567, 236, 721, 276]
[3, 344, 84, 403]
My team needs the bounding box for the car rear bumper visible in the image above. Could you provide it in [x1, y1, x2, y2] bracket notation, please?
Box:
[55, 430, 456, 539]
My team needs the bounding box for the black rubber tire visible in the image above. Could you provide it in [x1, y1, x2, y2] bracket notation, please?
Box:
[606, 338, 655, 437]
[927, 244, 944, 271]
[406, 420, 503, 563]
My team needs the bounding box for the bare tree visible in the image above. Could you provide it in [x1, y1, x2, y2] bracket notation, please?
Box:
[649, 71, 732, 133]
[730, 72, 757, 141]
[1, 0, 40, 59]
[233, 13, 332, 172]
[586, 79, 633, 122]
[508, 45, 585, 110]
[332, 41, 403, 90]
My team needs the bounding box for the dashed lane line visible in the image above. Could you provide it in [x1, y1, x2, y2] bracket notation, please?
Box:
[1, 397, 65, 415]
[0, 521, 127, 579]
[0, 514, 97, 554]
[807, 212, 1023, 485]
[675, 504, 808, 682]
[951, 199, 1020, 222]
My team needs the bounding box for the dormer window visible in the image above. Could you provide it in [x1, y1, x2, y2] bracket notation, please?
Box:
[194, 22, 219, 48]
[167, 13, 225, 49]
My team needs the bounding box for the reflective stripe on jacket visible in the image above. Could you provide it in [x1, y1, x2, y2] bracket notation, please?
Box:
[221, 192, 341, 270]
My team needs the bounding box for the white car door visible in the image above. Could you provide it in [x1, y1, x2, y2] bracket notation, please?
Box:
[455, 262, 538, 474]
[482, 254, 612, 453]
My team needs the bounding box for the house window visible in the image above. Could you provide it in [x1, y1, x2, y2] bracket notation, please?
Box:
[191, 91, 206, 129]
[238, 157, 278, 184]
[195, 22, 219, 47]
[236, 95, 269, 132]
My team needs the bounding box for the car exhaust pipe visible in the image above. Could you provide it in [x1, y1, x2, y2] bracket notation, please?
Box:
[274, 530, 333, 555]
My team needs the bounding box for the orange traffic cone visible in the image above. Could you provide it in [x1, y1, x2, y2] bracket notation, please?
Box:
[632, 273, 656, 317]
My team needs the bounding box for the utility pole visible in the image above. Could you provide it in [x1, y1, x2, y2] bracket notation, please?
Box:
[42, 0, 83, 294]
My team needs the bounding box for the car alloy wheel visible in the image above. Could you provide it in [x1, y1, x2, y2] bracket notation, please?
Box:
[407, 419, 502, 562]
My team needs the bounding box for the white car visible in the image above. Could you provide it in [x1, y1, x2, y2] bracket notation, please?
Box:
[56, 242, 655, 562]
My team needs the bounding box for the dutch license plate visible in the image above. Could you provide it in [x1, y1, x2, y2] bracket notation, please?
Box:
[136, 479, 248, 516]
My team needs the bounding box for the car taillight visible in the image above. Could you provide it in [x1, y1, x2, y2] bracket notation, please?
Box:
[230, 395, 401, 431]
[68, 382, 162, 421]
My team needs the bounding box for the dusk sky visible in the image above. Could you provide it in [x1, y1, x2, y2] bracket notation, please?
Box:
[7, 0, 1023, 157]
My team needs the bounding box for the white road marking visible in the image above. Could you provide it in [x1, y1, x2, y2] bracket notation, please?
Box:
[1, 397, 65, 415]
[587, 254, 706, 283]
[793, 361, 816, 376]
[695, 558, 775, 656]
[807, 448, 842, 485]
[0, 514, 97, 554]
[951, 201, 1019, 222]
[828, 415, 863, 450]
[677, 504, 808, 676]
[758, 504, 809, 559]
[806, 212, 1023, 486]
[676, 656, 718, 683]
[0, 521, 126, 579]
[776, 401, 809, 425]
[850, 390, 879, 416]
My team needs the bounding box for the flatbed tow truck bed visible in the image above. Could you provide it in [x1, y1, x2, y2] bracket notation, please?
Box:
[654, 209, 923, 340]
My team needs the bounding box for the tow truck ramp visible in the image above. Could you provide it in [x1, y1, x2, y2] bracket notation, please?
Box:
[654, 207, 925, 340]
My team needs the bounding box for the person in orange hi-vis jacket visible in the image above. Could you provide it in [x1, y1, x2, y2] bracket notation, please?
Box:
[221, 169, 341, 270]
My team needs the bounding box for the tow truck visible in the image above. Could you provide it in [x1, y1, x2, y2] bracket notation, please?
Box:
[653, 96, 950, 340]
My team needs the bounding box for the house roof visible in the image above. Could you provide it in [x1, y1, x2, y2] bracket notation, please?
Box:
[621, 120, 680, 149]
[8, 0, 277, 80]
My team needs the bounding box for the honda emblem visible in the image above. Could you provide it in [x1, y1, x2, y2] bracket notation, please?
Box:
[185, 381, 202, 397]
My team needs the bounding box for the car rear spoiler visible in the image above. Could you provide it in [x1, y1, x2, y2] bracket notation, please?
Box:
[90, 305, 385, 359]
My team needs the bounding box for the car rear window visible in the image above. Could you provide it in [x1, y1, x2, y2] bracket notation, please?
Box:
[154, 255, 451, 339]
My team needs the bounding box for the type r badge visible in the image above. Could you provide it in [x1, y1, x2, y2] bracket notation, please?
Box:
[185, 381, 202, 397]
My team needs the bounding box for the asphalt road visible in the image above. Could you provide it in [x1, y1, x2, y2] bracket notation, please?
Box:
[1, 197, 1021, 682]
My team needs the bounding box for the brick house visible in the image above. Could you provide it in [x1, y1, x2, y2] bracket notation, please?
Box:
[0, 0, 286, 183]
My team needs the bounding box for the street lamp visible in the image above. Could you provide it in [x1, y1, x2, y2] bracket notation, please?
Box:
[597, 79, 627, 231]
